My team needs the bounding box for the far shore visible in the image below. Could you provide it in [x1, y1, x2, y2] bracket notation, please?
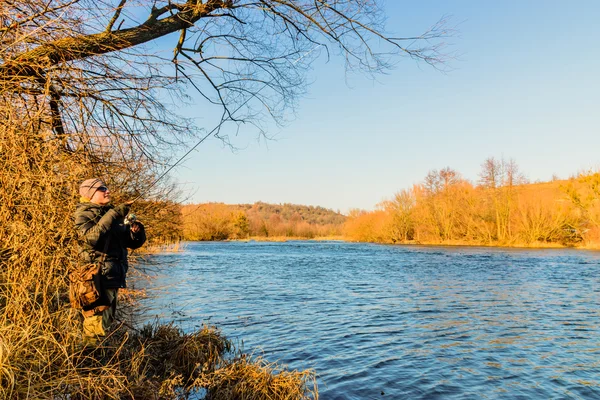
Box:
[234, 236, 346, 242]
[223, 237, 600, 251]
[143, 236, 600, 253]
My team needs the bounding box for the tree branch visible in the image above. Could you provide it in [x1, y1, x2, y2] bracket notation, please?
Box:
[0, 0, 233, 83]
[105, 0, 128, 33]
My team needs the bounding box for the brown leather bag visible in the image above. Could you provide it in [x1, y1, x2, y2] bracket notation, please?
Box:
[70, 237, 111, 314]
[69, 263, 107, 311]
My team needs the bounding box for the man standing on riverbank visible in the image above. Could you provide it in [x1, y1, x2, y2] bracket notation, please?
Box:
[74, 178, 146, 345]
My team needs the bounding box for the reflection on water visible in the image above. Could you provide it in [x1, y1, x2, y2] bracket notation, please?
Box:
[133, 241, 600, 399]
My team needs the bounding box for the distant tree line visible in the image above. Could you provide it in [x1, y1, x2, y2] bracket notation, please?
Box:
[181, 202, 346, 241]
[345, 158, 600, 248]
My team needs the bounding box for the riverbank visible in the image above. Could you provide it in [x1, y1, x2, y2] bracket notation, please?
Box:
[227, 236, 599, 250]
[379, 239, 599, 250]
[364, 239, 594, 250]
[236, 235, 346, 242]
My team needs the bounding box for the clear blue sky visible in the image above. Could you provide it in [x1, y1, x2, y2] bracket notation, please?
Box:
[168, 1, 600, 213]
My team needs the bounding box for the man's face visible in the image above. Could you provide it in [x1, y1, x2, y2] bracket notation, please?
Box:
[90, 186, 111, 205]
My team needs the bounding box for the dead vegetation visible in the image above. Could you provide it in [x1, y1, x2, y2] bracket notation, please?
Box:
[0, 108, 318, 399]
[199, 356, 318, 400]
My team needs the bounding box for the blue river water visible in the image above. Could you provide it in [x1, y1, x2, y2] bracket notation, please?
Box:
[133, 241, 600, 399]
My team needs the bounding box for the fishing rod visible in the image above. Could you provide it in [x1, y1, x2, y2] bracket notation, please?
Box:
[130, 45, 321, 204]
[129, 117, 223, 204]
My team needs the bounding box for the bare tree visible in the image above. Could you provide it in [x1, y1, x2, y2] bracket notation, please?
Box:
[478, 157, 527, 242]
[1, 0, 453, 169]
[504, 158, 527, 187]
[424, 167, 461, 194]
[381, 188, 415, 242]
[479, 157, 527, 189]
[479, 157, 502, 189]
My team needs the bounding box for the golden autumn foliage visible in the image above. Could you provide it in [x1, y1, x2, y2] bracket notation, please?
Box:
[345, 164, 600, 248]
[182, 202, 345, 241]
[182, 203, 249, 241]
[343, 209, 390, 243]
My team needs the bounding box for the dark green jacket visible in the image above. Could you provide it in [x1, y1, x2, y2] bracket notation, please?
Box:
[74, 202, 146, 288]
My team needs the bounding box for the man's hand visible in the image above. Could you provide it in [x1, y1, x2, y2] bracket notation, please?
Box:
[130, 221, 142, 233]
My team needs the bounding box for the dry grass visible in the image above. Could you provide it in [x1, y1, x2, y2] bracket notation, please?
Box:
[0, 99, 317, 399]
[198, 356, 318, 400]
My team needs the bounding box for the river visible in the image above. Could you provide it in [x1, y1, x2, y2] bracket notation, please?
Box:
[133, 241, 600, 399]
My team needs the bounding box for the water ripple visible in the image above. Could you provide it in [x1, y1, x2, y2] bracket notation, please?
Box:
[133, 241, 600, 399]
